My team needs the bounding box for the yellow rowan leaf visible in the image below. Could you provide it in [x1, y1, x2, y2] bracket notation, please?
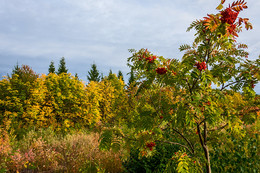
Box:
[216, 4, 223, 10]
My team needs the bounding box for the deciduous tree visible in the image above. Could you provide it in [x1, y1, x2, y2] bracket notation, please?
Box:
[100, 1, 259, 172]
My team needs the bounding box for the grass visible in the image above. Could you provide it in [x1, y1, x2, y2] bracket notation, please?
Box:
[0, 128, 124, 172]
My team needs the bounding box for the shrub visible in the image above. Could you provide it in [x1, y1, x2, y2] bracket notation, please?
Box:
[0, 128, 124, 172]
[123, 142, 180, 172]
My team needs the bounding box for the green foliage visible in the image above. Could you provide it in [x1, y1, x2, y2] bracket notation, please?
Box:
[48, 61, 55, 74]
[107, 69, 115, 81]
[87, 63, 101, 82]
[123, 143, 180, 173]
[100, 1, 259, 172]
[118, 70, 124, 81]
[211, 118, 260, 172]
[128, 69, 136, 86]
[57, 57, 68, 75]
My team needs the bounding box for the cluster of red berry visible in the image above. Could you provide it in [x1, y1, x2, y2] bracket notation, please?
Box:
[220, 8, 239, 25]
[220, 8, 239, 36]
[251, 81, 256, 88]
[146, 142, 156, 151]
[195, 61, 207, 71]
[145, 56, 157, 63]
[156, 67, 167, 74]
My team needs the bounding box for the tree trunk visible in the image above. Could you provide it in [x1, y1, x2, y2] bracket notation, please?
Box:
[203, 144, 211, 173]
[203, 121, 211, 173]
[197, 122, 211, 173]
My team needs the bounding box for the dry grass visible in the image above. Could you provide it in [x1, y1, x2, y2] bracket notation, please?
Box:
[0, 128, 123, 172]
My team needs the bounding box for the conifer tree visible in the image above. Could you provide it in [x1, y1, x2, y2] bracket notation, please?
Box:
[107, 69, 115, 80]
[87, 63, 100, 82]
[128, 69, 135, 86]
[8, 63, 19, 79]
[48, 61, 55, 74]
[117, 70, 124, 81]
[57, 57, 68, 75]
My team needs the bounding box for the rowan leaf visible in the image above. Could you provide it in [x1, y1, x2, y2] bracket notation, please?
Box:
[216, 4, 223, 10]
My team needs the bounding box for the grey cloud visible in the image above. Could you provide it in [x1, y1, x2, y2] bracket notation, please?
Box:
[0, 0, 259, 92]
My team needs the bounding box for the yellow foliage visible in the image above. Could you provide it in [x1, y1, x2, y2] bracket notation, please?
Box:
[0, 72, 128, 134]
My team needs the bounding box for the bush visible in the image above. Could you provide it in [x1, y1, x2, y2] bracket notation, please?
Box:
[211, 131, 259, 172]
[123, 142, 180, 172]
[0, 128, 124, 172]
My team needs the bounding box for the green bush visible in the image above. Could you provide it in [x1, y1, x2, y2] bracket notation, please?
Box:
[211, 132, 259, 172]
[123, 143, 180, 173]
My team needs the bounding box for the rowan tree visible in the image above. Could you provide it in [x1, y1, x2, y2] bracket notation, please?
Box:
[100, 1, 259, 172]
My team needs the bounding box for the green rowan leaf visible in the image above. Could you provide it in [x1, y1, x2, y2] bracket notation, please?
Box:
[179, 44, 192, 52]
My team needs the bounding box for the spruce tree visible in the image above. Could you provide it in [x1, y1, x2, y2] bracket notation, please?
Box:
[48, 61, 55, 74]
[11, 63, 19, 76]
[107, 69, 115, 80]
[117, 70, 124, 81]
[57, 57, 68, 75]
[87, 63, 100, 82]
[128, 69, 136, 86]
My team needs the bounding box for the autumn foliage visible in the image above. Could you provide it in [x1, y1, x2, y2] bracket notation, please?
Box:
[0, 0, 259, 172]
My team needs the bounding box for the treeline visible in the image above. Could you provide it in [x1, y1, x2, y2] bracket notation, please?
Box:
[47, 57, 135, 85]
[0, 62, 130, 139]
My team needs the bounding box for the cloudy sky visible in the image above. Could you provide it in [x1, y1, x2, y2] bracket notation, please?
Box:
[0, 0, 259, 92]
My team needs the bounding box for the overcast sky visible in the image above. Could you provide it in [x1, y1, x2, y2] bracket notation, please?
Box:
[0, 0, 259, 92]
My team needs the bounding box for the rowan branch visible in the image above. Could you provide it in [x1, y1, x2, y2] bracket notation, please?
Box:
[162, 141, 193, 154]
[220, 78, 246, 91]
[172, 128, 195, 154]
[209, 123, 228, 131]
[197, 123, 205, 146]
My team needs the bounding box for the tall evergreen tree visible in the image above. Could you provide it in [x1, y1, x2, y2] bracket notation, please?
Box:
[57, 57, 68, 75]
[11, 63, 19, 76]
[107, 69, 115, 80]
[128, 69, 136, 86]
[117, 70, 124, 81]
[48, 61, 55, 74]
[87, 63, 100, 82]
